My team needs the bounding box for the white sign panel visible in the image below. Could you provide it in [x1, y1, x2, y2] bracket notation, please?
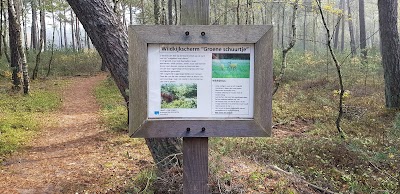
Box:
[147, 44, 254, 119]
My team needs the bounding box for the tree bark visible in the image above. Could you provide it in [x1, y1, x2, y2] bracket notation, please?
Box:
[378, 0, 400, 108]
[347, 0, 356, 57]
[71, 10, 75, 51]
[340, 0, 345, 52]
[168, 0, 173, 25]
[236, 0, 239, 25]
[359, 0, 367, 59]
[31, 0, 38, 50]
[154, 0, 160, 24]
[333, 0, 344, 50]
[65, 0, 183, 170]
[8, 0, 29, 93]
[8, 0, 21, 90]
[32, 0, 45, 80]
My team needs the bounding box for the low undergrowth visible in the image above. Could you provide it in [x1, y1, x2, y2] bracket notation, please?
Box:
[94, 76, 128, 132]
[0, 78, 64, 162]
[93, 51, 399, 193]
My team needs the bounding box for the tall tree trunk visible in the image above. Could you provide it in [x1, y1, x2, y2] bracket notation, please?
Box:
[224, 0, 228, 24]
[236, 0, 239, 25]
[31, 0, 38, 50]
[141, 0, 146, 24]
[0, 0, 3, 57]
[8, 0, 28, 93]
[129, 2, 133, 25]
[47, 0, 55, 77]
[21, 1, 28, 53]
[303, 5, 306, 52]
[42, 0, 46, 51]
[32, 0, 45, 80]
[2, 34, 11, 63]
[64, 10, 67, 49]
[65, 0, 183, 170]
[76, 17, 81, 50]
[154, 0, 160, 24]
[359, 0, 367, 59]
[378, 0, 400, 108]
[245, 0, 249, 24]
[333, 0, 344, 50]
[174, 0, 178, 24]
[340, 0, 345, 52]
[168, 0, 173, 25]
[8, 0, 21, 90]
[59, 18, 63, 48]
[347, 0, 356, 57]
[71, 10, 75, 51]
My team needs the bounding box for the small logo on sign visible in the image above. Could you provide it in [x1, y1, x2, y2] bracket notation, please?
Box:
[154, 111, 160, 115]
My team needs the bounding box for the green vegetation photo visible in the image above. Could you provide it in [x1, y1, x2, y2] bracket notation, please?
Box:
[161, 83, 197, 109]
[212, 59, 250, 78]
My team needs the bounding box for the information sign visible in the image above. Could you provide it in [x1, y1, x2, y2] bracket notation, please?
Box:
[147, 44, 254, 119]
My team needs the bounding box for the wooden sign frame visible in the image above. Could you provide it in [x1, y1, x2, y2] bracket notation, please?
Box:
[129, 25, 273, 138]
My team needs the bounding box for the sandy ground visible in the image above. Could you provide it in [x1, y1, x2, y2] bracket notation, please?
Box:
[0, 74, 151, 193]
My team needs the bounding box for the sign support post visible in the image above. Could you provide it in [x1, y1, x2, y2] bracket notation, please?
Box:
[180, 0, 209, 193]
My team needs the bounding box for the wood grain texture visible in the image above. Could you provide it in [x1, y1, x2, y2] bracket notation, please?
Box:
[183, 137, 209, 193]
[130, 25, 272, 44]
[131, 120, 267, 138]
[128, 29, 148, 136]
[254, 27, 273, 137]
[181, 0, 209, 25]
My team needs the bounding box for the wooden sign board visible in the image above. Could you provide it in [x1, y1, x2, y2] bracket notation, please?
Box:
[129, 25, 273, 138]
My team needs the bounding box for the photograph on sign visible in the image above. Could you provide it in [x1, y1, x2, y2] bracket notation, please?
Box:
[148, 44, 254, 119]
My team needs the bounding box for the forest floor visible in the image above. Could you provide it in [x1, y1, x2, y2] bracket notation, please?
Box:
[0, 74, 152, 193]
[0, 74, 370, 193]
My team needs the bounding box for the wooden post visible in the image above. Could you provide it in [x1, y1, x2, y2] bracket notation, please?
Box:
[181, 0, 209, 193]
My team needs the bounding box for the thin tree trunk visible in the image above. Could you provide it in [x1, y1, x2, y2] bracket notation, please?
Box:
[31, 0, 38, 50]
[0, 0, 3, 57]
[2, 34, 10, 63]
[303, 6, 306, 52]
[340, 0, 345, 52]
[273, 0, 299, 95]
[63, 10, 67, 49]
[154, 0, 160, 24]
[71, 10, 75, 51]
[21, 0, 28, 53]
[42, 0, 46, 51]
[47, 0, 55, 77]
[32, 0, 45, 80]
[245, 0, 249, 24]
[281, 3, 285, 49]
[174, 0, 178, 24]
[59, 19, 63, 48]
[316, 0, 345, 138]
[236, 0, 239, 25]
[76, 17, 80, 50]
[142, 0, 146, 24]
[168, 0, 173, 25]
[359, 0, 367, 59]
[224, 0, 228, 24]
[333, 0, 344, 50]
[129, 2, 133, 25]
[347, 0, 356, 57]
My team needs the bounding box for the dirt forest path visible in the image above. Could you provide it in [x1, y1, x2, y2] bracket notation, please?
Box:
[0, 74, 151, 193]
